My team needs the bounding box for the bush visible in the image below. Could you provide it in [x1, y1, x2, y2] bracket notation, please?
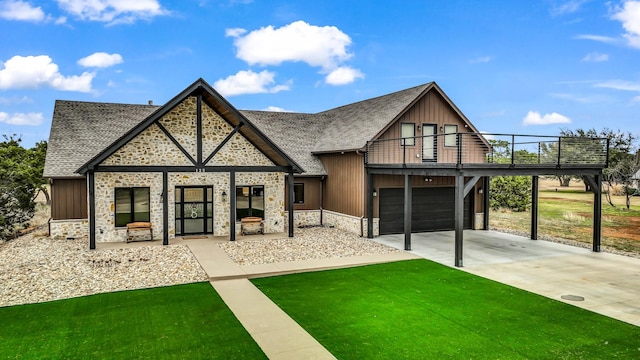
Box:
[490, 176, 531, 212]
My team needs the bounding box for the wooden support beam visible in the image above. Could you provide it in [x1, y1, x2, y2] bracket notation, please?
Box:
[531, 176, 538, 240]
[455, 174, 464, 267]
[288, 172, 294, 238]
[404, 174, 412, 251]
[367, 170, 374, 239]
[483, 176, 490, 231]
[463, 175, 481, 197]
[582, 175, 598, 193]
[88, 171, 96, 250]
[229, 171, 236, 241]
[593, 174, 602, 252]
[162, 171, 169, 246]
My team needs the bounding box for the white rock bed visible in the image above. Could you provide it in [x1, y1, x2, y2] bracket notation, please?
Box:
[0, 231, 208, 308]
[219, 227, 400, 265]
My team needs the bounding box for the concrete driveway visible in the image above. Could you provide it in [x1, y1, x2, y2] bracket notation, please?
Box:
[374, 230, 640, 327]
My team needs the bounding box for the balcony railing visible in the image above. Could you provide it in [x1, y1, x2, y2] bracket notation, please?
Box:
[365, 133, 610, 168]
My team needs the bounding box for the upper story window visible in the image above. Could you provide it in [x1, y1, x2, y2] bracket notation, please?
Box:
[401, 123, 415, 146]
[444, 124, 458, 147]
[114, 187, 150, 227]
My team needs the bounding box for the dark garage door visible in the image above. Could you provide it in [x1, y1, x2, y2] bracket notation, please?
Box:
[379, 187, 472, 235]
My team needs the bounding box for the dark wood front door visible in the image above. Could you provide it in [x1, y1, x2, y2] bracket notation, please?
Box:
[175, 186, 213, 236]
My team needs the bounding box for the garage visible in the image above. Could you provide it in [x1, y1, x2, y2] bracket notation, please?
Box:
[379, 187, 472, 235]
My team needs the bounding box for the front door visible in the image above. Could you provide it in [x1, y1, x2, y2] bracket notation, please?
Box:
[175, 186, 213, 236]
[422, 124, 437, 162]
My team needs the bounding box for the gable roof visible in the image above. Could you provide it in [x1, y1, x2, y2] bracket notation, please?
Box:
[76, 78, 303, 174]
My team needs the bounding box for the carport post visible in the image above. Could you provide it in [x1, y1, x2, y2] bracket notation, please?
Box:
[531, 176, 538, 240]
[288, 172, 295, 238]
[593, 174, 602, 252]
[367, 170, 374, 239]
[483, 176, 490, 230]
[404, 174, 412, 250]
[454, 174, 464, 267]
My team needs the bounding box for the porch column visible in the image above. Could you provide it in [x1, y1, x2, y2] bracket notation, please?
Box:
[288, 172, 294, 238]
[229, 171, 236, 241]
[483, 176, 490, 230]
[454, 174, 464, 267]
[88, 171, 96, 250]
[593, 174, 602, 252]
[404, 174, 412, 250]
[367, 170, 374, 239]
[162, 171, 169, 246]
[531, 176, 538, 240]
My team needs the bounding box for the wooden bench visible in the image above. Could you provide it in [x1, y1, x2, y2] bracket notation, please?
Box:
[240, 217, 264, 235]
[126, 222, 153, 243]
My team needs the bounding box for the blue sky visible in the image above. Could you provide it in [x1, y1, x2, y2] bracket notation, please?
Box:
[1, 0, 639, 147]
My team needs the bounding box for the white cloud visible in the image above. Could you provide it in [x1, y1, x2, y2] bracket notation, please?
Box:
[227, 20, 353, 69]
[479, 131, 496, 141]
[522, 111, 571, 126]
[0, 55, 95, 92]
[325, 66, 364, 85]
[611, 1, 640, 48]
[56, 0, 168, 25]
[594, 80, 640, 91]
[0, 95, 33, 105]
[262, 106, 292, 112]
[551, 0, 588, 16]
[581, 52, 609, 62]
[632, 95, 640, 102]
[0, 111, 44, 126]
[469, 56, 492, 64]
[0, 0, 45, 21]
[213, 70, 290, 97]
[78, 52, 123, 68]
[574, 34, 621, 44]
[225, 27, 246, 37]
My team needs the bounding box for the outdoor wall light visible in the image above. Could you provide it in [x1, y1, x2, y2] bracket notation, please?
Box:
[478, 188, 483, 194]
[373, 190, 378, 197]
[416, 125, 421, 131]
[221, 191, 227, 202]
[424, 177, 433, 182]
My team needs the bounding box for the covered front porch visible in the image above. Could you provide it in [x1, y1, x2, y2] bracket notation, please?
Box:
[365, 132, 610, 267]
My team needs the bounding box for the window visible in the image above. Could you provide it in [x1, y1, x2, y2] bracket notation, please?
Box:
[115, 187, 150, 227]
[444, 124, 458, 147]
[401, 123, 415, 146]
[236, 185, 264, 220]
[294, 183, 305, 204]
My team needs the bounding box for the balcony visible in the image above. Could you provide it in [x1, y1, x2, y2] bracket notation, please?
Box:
[365, 133, 609, 173]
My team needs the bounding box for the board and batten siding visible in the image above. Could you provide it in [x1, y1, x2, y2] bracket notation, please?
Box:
[374, 90, 488, 164]
[319, 152, 366, 217]
[285, 177, 322, 210]
[51, 178, 88, 220]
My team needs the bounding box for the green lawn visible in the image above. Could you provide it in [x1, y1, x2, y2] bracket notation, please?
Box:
[252, 260, 640, 359]
[0, 283, 266, 359]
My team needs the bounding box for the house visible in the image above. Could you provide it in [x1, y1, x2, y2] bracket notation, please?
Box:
[44, 78, 608, 266]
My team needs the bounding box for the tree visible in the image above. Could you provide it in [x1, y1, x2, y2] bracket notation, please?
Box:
[488, 140, 533, 211]
[0, 135, 44, 239]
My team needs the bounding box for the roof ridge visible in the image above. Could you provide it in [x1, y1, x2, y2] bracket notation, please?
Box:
[318, 82, 432, 114]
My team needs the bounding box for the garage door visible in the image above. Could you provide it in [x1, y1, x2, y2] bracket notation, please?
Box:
[379, 187, 472, 235]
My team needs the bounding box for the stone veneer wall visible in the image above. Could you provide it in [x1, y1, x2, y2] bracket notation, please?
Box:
[94, 172, 163, 242]
[321, 210, 380, 237]
[474, 213, 485, 230]
[50, 219, 89, 239]
[236, 172, 285, 234]
[283, 210, 322, 228]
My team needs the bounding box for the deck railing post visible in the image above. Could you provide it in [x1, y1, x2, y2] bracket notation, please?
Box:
[457, 133, 462, 164]
[537, 143, 541, 164]
[402, 138, 406, 166]
[511, 135, 515, 165]
[365, 141, 369, 165]
[557, 137, 562, 166]
[605, 138, 610, 168]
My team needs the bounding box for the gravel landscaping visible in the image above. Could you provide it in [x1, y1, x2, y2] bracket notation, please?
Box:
[219, 227, 400, 265]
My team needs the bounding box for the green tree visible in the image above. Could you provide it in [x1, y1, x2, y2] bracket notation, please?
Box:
[488, 139, 533, 211]
[0, 135, 44, 239]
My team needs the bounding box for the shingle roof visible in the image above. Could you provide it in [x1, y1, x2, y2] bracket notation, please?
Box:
[313, 83, 431, 153]
[44, 100, 159, 178]
[44, 82, 439, 178]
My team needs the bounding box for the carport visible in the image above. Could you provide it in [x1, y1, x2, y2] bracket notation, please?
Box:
[365, 132, 610, 267]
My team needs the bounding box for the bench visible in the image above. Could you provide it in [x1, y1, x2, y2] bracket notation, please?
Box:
[240, 217, 264, 236]
[126, 222, 153, 243]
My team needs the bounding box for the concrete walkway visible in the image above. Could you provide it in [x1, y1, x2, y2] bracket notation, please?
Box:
[179, 235, 419, 359]
[374, 230, 640, 327]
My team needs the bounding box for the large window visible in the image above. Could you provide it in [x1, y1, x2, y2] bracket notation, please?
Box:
[236, 185, 264, 220]
[444, 124, 458, 147]
[294, 183, 305, 204]
[401, 123, 415, 146]
[115, 187, 150, 227]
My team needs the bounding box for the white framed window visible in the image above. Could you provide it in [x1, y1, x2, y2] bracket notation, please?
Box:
[401, 123, 415, 146]
[444, 124, 458, 147]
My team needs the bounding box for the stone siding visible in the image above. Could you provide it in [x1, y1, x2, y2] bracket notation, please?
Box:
[237, 172, 285, 234]
[50, 219, 89, 239]
[208, 133, 274, 166]
[201, 103, 234, 160]
[321, 210, 380, 237]
[474, 213, 485, 230]
[157, 96, 198, 159]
